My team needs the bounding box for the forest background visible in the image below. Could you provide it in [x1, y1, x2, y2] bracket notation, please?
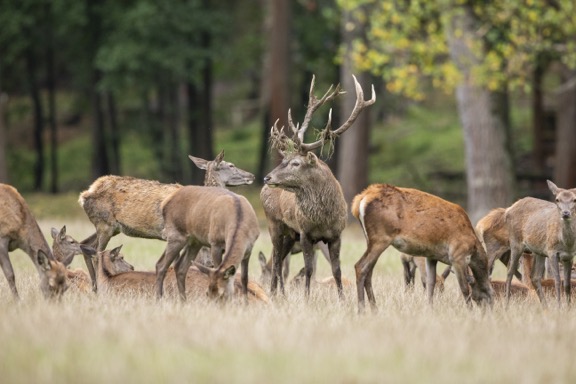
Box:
[1, 0, 576, 223]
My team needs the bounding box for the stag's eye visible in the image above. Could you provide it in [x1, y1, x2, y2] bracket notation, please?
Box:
[290, 161, 300, 167]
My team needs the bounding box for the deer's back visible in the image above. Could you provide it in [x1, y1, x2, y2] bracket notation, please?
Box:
[505, 197, 556, 247]
[80, 176, 181, 239]
[476, 208, 508, 247]
[354, 184, 478, 257]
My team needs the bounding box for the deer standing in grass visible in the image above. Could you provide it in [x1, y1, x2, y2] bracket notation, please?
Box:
[504, 180, 576, 306]
[352, 184, 493, 312]
[156, 187, 260, 301]
[261, 75, 375, 298]
[0, 184, 68, 299]
[79, 151, 254, 290]
[81, 245, 268, 303]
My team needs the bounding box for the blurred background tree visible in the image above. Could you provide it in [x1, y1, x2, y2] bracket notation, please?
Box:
[0, 0, 575, 221]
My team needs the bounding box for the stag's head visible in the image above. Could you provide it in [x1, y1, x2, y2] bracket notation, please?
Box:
[37, 250, 68, 299]
[548, 180, 576, 220]
[189, 150, 255, 187]
[264, 75, 375, 190]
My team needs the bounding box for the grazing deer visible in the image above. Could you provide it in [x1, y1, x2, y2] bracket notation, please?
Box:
[83, 245, 267, 303]
[261, 74, 375, 298]
[400, 253, 450, 292]
[156, 187, 260, 301]
[0, 183, 68, 299]
[504, 180, 576, 306]
[79, 151, 254, 289]
[50, 226, 133, 293]
[352, 184, 493, 312]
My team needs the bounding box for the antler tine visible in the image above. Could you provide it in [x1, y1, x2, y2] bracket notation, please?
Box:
[297, 75, 344, 143]
[269, 119, 287, 153]
[287, 109, 300, 140]
[300, 74, 376, 152]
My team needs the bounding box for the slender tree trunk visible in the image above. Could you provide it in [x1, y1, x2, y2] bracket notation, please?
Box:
[447, 5, 515, 223]
[26, 48, 45, 191]
[107, 92, 121, 175]
[554, 66, 576, 187]
[46, 0, 58, 193]
[166, 85, 182, 182]
[187, 81, 204, 185]
[200, 19, 214, 161]
[337, 6, 371, 210]
[0, 70, 7, 183]
[533, 61, 546, 172]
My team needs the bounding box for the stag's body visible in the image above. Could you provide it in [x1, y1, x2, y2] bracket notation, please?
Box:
[156, 186, 259, 301]
[504, 181, 576, 306]
[352, 184, 493, 312]
[0, 184, 68, 298]
[262, 74, 375, 298]
[79, 151, 254, 289]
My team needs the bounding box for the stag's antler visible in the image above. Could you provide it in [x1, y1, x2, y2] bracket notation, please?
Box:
[270, 75, 376, 154]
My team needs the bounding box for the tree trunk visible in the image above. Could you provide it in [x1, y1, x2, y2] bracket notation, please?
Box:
[533, 61, 546, 172]
[46, 0, 58, 193]
[554, 66, 576, 187]
[26, 48, 45, 191]
[166, 85, 182, 183]
[337, 6, 371, 210]
[107, 91, 121, 175]
[257, 0, 290, 181]
[0, 86, 7, 184]
[447, 5, 515, 223]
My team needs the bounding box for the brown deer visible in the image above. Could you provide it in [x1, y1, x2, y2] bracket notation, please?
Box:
[475, 208, 537, 293]
[50, 226, 133, 293]
[0, 183, 68, 299]
[352, 184, 493, 312]
[82, 245, 268, 303]
[504, 180, 576, 306]
[156, 186, 260, 301]
[400, 253, 450, 292]
[261, 74, 375, 298]
[78, 151, 254, 289]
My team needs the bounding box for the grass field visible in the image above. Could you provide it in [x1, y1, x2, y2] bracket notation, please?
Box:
[1, 212, 576, 384]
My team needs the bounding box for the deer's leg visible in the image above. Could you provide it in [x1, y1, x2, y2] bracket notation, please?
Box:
[300, 235, 316, 298]
[271, 235, 294, 295]
[521, 253, 535, 289]
[364, 257, 379, 309]
[562, 258, 573, 306]
[530, 255, 547, 306]
[326, 237, 343, 299]
[425, 258, 438, 305]
[174, 242, 202, 301]
[282, 253, 291, 281]
[0, 239, 18, 299]
[155, 237, 186, 299]
[241, 252, 250, 298]
[548, 253, 561, 307]
[505, 244, 523, 305]
[401, 256, 414, 290]
[211, 245, 224, 267]
[355, 240, 388, 313]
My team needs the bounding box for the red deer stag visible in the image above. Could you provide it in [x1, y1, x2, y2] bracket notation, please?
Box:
[352, 184, 493, 312]
[504, 180, 576, 306]
[0, 184, 68, 299]
[156, 187, 260, 301]
[261, 74, 375, 298]
[79, 151, 254, 289]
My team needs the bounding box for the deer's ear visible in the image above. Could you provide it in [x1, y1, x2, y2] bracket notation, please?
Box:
[306, 152, 318, 165]
[110, 245, 123, 260]
[37, 250, 52, 271]
[258, 251, 267, 268]
[222, 265, 236, 280]
[189, 155, 208, 170]
[547, 180, 560, 196]
[51, 228, 59, 240]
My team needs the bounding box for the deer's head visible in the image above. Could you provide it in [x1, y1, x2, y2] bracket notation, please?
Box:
[189, 150, 255, 188]
[37, 250, 68, 299]
[548, 180, 576, 220]
[195, 262, 236, 301]
[51, 226, 82, 267]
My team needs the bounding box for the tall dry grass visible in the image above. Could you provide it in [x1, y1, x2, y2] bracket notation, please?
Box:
[1, 219, 575, 383]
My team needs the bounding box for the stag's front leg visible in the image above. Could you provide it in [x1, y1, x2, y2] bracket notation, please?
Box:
[271, 234, 294, 295]
[300, 235, 315, 298]
[327, 237, 344, 299]
[562, 258, 573, 306]
[425, 258, 437, 305]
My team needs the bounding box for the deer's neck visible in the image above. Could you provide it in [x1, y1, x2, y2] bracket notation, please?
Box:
[294, 175, 346, 229]
[204, 173, 224, 188]
[559, 219, 576, 249]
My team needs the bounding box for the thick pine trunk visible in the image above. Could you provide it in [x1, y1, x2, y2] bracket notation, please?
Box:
[0, 72, 7, 183]
[554, 67, 576, 187]
[26, 48, 45, 191]
[447, 6, 515, 223]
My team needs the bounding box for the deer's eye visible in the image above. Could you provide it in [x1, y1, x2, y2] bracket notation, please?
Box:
[290, 161, 300, 167]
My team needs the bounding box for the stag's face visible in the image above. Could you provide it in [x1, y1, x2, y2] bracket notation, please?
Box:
[264, 152, 322, 192]
[548, 180, 576, 220]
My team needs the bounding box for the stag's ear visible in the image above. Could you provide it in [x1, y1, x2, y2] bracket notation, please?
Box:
[37, 250, 52, 271]
[306, 152, 318, 165]
[214, 150, 225, 164]
[222, 265, 236, 280]
[547, 180, 560, 196]
[189, 155, 209, 170]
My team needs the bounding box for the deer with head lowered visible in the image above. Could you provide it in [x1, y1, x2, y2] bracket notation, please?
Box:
[504, 180, 576, 306]
[78, 151, 254, 290]
[0, 183, 68, 299]
[261, 74, 375, 298]
[352, 184, 493, 312]
[155, 186, 260, 301]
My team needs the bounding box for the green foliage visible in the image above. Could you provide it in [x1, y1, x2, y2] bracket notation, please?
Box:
[339, 0, 576, 98]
